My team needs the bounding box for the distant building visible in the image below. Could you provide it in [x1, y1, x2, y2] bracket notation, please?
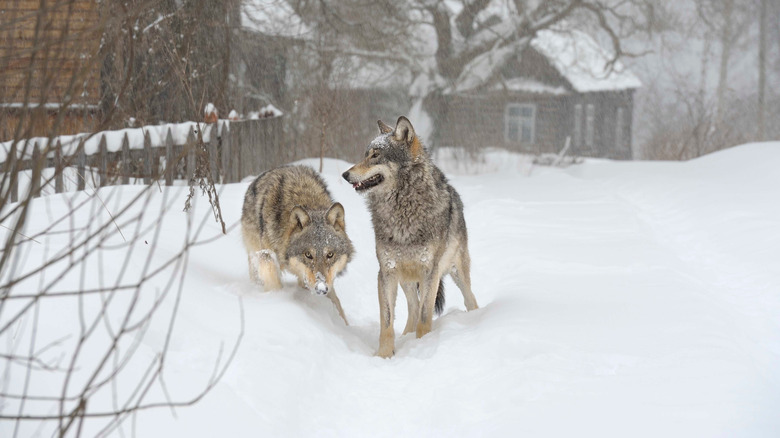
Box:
[0, 0, 102, 140]
[438, 29, 641, 159]
[236, 0, 311, 112]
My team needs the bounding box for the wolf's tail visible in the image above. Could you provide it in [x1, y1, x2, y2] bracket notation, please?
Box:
[434, 280, 445, 316]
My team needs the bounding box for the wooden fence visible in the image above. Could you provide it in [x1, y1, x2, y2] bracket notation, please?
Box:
[2, 117, 285, 202]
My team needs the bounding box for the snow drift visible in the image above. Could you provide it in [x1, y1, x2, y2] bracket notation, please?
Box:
[1, 142, 779, 437]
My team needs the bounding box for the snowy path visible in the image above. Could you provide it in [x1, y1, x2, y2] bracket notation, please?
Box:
[2, 144, 778, 437]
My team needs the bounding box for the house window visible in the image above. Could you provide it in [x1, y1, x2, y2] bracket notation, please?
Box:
[615, 107, 624, 149]
[505, 103, 535, 143]
[573, 104, 582, 148]
[585, 103, 595, 148]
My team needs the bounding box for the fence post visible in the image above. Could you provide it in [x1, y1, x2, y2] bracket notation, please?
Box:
[232, 121, 242, 182]
[209, 123, 219, 183]
[31, 142, 41, 198]
[248, 120, 259, 175]
[99, 134, 108, 187]
[54, 140, 64, 193]
[77, 140, 86, 191]
[273, 117, 284, 165]
[165, 127, 174, 186]
[186, 126, 196, 183]
[143, 130, 152, 184]
[221, 122, 232, 183]
[121, 132, 130, 185]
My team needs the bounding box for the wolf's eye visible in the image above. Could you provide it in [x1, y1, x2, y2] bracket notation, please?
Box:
[371, 152, 380, 159]
[305, 251, 313, 259]
[327, 252, 334, 259]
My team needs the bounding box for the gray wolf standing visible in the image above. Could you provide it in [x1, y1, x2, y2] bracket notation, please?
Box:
[342, 116, 478, 357]
[241, 165, 354, 324]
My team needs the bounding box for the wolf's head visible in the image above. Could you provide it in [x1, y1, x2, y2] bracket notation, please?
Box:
[284, 202, 354, 296]
[342, 116, 425, 195]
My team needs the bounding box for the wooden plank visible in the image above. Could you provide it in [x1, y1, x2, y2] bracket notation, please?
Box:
[121, 132, 130, 185]
[259, 119, 269, 170]
[248, 120, 258, 176]
[209, 123, 219, 183]
[77, 140, 86, 191]
[221, 122, 232, 183]
[54, 139, 64, 193]
[31, 142, 41, 198]
[186, 126, 196, 183]
[232, 122, 242, 181]
[165, 128, 174, 186]
[98, 134, 108, 187]
[143, 130, 152, 184]
[269, 118, 279, 167]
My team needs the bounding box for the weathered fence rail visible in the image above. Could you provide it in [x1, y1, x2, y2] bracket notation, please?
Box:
[1, 117, 285, 201]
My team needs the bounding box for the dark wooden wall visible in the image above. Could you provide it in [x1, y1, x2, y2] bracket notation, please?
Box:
[0, 0, 103, 140]
[440, 89, 635, 160]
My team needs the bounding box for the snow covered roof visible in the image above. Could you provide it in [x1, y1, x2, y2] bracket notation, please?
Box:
[448, 26, 641, 95]
[531, 29, 641, 93]
[241, 0, 311, 39]
[448, 39, 528, 94]
[489, 78, 568, 95]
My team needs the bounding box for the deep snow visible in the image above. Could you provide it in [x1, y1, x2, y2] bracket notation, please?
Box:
[1, 143, 779, 437]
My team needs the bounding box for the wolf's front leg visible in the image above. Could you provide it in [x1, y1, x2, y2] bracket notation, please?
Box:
[377, 270, 398, 358]
[252, 250, 283, 290]
[400, 282, 419, 335]
[327, 291, 348, 325]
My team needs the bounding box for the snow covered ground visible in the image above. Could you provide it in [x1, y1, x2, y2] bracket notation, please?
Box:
[2, 142, 779, 437]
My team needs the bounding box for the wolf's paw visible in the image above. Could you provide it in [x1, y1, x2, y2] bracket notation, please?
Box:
[253, 249, 279, 264]
[376, 346, 395, 359]
[416, 323, 432, 339]
[252, 250, 282, 290]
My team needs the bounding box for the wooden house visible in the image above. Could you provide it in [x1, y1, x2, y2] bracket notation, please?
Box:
[438, 29, 641, 160]
[0, 0, 103, 140]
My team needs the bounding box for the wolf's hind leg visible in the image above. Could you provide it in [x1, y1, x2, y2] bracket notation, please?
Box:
[248, 254, 260, 283]
[252, 250, 283, 290]
[416, 272, 441, 338]
[400, 282, 419, 335]
[327, 291, 348, 325]
[451, 249, 478, 311]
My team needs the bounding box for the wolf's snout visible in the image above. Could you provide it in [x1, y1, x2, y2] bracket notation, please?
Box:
[341, 170, 350, 181]
[314, 272, 328, 295]
[314, 281, 328, 295]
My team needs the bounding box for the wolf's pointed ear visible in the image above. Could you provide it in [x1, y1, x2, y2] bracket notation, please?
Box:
[289, 206, 310, 233]
[377, 120, 393, 134]
[394, 116, 423, 158]
[393, 116, 415, 143]
[326, 202, 345, 232]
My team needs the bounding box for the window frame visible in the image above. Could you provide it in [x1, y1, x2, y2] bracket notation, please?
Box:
[504, 103, 536, 144]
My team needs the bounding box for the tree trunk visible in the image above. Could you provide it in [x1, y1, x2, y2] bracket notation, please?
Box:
[757, 0, 767, 141]
[715, 0, 734, 129]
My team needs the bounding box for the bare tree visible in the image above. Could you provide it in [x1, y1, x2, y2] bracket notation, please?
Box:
[1, 2, 240, 436]
[757, 0, 767, 140]
[405, 0, 663, 144]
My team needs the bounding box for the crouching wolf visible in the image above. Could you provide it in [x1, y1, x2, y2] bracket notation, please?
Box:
[241, 165, 354, 324]
[342, 116, 478, 357]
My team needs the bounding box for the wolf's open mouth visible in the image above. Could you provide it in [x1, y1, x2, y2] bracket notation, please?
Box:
[353, 174, 384, 191]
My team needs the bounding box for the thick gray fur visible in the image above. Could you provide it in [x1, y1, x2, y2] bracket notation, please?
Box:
[342, 116, 478, 357]
[241, 165, 354, 323]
